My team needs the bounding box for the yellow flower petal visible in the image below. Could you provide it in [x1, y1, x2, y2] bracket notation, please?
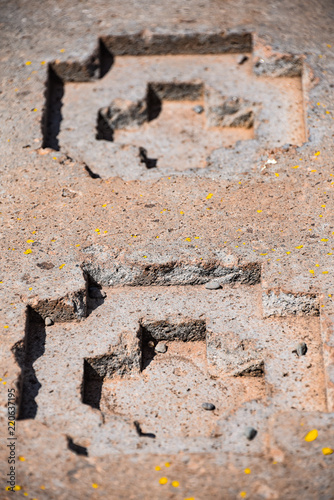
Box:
[257, 209, 262, 213]
[172, 481, 179, 487]
[206, 193, 213, 199]
[92, 483, 99, 489]
[244, 468, 251, 474]
[305, 429, 318, 442]
[159, 477, 168, 485]
[24, 249, 32, 254]
[322, 447, 333, 455]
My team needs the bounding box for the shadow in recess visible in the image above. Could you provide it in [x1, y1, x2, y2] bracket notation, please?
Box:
[82, 359, 104, 410]
[41, 65, 64, 150]
[99, 38, 114, 78]
[139, 325, 159, 371]
[12, 307, 46, 420]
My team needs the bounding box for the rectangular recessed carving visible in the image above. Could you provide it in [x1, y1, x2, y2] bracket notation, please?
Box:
[41, 31, 306, 180]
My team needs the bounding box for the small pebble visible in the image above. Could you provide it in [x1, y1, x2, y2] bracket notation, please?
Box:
[202, 402, 215, 411]
[237, 55, 248, 65]
[293, 342, 307, 357]
[245, 426, 257, 440]
[193, 105, 204, 114]
[155, 342, 167, 354]
[45, 317, 53, 327]
[205, 281, 221, 290]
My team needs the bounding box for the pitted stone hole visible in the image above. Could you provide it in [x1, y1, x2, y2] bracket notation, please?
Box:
[67, 436, 88, 457]
[139, 147, 157, 169]
[11, 307, 46, 420]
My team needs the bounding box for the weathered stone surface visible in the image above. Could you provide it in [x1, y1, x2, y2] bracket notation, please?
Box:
[99, 97, 148, 131]
[205, 87, 255, 128]
[1, 0, 334, 498]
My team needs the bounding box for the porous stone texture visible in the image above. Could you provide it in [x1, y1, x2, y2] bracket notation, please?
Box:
[204, 87, 255, 128]
[1, 0, 334, 498]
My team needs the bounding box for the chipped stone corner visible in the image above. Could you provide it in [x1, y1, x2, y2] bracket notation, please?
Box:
[252, 35, 303, 77]
[262, 289, 320, 317]
[28, 288, 87, 323]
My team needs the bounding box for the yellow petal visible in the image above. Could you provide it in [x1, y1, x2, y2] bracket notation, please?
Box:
[304, 429, 318, 442]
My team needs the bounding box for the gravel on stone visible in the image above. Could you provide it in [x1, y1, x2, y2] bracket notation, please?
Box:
[192, 105, 204, 114]
[205, 281, 221, 290]
[244, 426, 257, 440]
[202, 402, 216, 411]
[155, 342, 167, 353]
[294, 342, 307, 356]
